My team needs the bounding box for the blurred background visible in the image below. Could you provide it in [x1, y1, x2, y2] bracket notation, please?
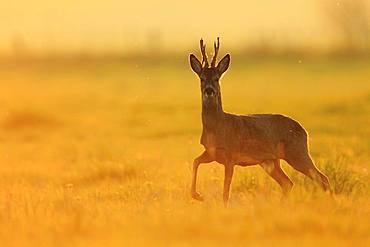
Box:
[1, 0, 370, 58]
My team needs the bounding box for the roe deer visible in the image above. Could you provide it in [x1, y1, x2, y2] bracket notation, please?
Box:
[189, 38, 331, 206]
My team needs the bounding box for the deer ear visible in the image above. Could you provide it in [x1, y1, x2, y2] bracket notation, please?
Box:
[189, 54, 202, 75]
[217, 54, 230, 75]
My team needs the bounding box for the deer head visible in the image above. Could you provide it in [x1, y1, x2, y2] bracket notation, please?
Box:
[189, 38, 230, 106]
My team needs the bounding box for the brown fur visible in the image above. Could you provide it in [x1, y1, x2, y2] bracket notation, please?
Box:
[190, 38, 331, 206]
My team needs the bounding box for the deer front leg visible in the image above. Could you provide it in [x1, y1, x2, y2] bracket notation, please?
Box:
[191, 151, 213, 201]
[223, 165, 234, 207]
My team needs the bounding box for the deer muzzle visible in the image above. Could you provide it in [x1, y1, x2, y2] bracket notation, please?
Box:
[204, 87, 216, 97]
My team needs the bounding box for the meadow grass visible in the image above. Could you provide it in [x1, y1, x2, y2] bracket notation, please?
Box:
[0, 57, 369, 246]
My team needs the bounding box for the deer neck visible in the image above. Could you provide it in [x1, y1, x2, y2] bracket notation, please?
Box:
[201, 94, 224, 131]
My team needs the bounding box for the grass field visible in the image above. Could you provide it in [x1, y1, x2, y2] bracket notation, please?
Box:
[0, 56, 369, 246]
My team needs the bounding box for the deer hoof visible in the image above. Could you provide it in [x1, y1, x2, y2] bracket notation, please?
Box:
[191, 191, 204, 201]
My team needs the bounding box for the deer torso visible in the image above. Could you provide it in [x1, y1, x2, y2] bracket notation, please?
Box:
[201, 112, 304, 166]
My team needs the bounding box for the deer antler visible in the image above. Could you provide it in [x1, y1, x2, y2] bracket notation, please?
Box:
[211, 37, 220, 67]
[200, 39, 209, 68]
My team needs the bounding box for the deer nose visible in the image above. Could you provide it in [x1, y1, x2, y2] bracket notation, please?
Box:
[204, 87, 215, 97]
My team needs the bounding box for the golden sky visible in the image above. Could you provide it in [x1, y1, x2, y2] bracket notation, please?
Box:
[0, 0, 342, 53]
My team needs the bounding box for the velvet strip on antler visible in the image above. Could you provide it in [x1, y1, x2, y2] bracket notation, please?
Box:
[211, 37, 220, 67]
[200, 39, 209, 68]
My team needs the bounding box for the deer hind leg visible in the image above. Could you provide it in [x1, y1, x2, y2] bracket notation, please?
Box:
[260, 159, 293, 195]
[285, 152, 331, 193]
[191, 151, 213, 201]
